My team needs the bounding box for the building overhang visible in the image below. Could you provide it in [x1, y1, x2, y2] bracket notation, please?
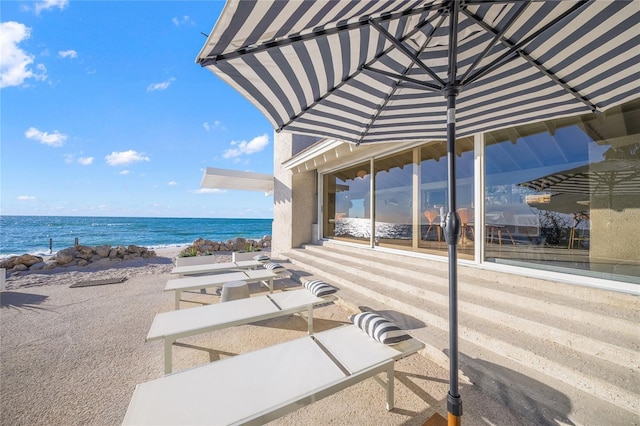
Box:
[201, 167, 273, 195]
[282, 138, 418, 175]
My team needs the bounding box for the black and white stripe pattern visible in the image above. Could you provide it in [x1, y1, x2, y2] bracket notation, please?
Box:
[197, 1, 640, 145]
[349, 312, 411, 345]
[303, 279, 338, 297]
[519, 159, 640, 196]
[264, 262, 287, 274]
[253, 254, 270, 262]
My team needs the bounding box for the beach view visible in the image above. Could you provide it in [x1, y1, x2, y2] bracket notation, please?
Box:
[2, 1, 639, 426]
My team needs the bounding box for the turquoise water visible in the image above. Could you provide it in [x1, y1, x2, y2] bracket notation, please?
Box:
[0, 216, 273, 258]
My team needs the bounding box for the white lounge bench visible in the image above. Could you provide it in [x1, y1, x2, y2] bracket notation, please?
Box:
[147, 289, 335, 374]
[123, 325, 424, 425]
[165, 269, 276, 309]
[170, 260, 263, 277]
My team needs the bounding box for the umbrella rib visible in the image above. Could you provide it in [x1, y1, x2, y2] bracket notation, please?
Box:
[368, 19, 446, 87]
[462, 1, 598, 112]
[462, 1, 589, 85]
[358, 13, 448, 144]
[199, 4, 442, 66]
[363, 66, 441, 92]
[458, 1, 529, 83]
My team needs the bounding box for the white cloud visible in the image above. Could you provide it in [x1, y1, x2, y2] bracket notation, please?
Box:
[168, 181, 177, 186]
[0, 22, 47, 88]
[64, 153, 93, 165]
[147, 77, 175, 92]
[119, 170, 130, 175]
[25, 127, 67, 147]
[223, 134, 269, 158]
[34, 0, 69, 15]
[190, 188, 225, 194]
[58, 50, 77, 59]
[172, 16, 193, 26]
[105, 150, 150, 166]
[203, 120, 225, 132]
[17, 195, 36, 201]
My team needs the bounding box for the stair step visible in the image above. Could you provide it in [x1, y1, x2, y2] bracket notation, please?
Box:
[282, 243, 640, 425]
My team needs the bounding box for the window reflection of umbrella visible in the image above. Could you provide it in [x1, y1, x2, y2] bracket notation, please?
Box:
[519, 159, 640, 206]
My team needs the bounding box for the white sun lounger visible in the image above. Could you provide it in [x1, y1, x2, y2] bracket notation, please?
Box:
[170, 259, 263, 277]
[123, 325, 424, 425]
[166, 269, 276, 309]
[147, 289, 336, 374]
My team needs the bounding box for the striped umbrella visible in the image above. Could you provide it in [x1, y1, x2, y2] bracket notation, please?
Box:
[196, 1, 640, 424]
[519, 159, 640, 204]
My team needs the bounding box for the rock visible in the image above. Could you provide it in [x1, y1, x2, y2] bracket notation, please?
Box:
[0, 256, 18, 269]
[233, 237, 247, 251]
[77, 259, 89, 267]
[14, 254, 43, 267]
[29, 261, 46, 271]
[127, 245, 144, 254]
[76, 246, 93, 260]
[95, 245, 111, 257]
[44, 260, 59, 270]
[56, 248, 77, 265]
[76, 245, 93, 256]
[13, 264, 28, 272]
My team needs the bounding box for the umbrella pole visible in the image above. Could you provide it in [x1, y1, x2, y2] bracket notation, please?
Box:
[443, 2, 462, 425]
[444, 86, 463, 426]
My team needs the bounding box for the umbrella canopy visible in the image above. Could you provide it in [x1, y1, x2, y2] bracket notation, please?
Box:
[519, 159, 640, 197]
[196, 1, 640, 423]
[197, 1, 639, 145]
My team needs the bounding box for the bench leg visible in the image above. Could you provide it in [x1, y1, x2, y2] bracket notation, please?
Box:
[373, 363, 395, 410]
[164, 339, 174, 375]
[307, 305, 314, 335]
[175, 290, 181, 310]
[386, 364, 394, 410]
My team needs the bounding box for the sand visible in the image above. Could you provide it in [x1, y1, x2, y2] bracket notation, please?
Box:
[0, 248, 522, 425]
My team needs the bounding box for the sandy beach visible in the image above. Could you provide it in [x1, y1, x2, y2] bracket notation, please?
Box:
[1, 248, 522, 425]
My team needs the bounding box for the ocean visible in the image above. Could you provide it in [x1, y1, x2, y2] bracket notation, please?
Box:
[0, 216, 273, 259]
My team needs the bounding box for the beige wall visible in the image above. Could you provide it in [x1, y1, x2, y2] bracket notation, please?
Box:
[272, 131, 318, 256]
[590, 194, 640, 263]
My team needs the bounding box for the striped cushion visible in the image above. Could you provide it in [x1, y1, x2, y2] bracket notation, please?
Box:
[253, 254, 270, 262]
[303, 279, 338, 297]
[264, 262, 287, 274]
[349, 312, 411, 345]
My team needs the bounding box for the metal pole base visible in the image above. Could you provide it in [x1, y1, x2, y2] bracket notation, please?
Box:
[447, 392, 463, 426]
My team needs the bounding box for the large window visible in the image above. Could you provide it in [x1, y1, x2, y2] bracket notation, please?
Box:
[323, 162, 371, 244]
[485, 100, 640, 282]
[320, 100, 639, 283]
[374, 150, 414, 249]
[419, 137, 475, 258]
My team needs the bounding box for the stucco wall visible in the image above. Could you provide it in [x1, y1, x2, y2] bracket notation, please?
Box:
[590, 194, 640, 263]
[272, 131, 318, 256]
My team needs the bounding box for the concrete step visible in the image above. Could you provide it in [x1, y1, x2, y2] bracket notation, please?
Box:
[281, 242, 640, 426]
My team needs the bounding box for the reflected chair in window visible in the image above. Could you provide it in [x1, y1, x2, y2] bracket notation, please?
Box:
[457, 207, 475, 245]
[568, 212, 590, 249]
[485, 212, 515, 247]
[423, 209, 441, 242]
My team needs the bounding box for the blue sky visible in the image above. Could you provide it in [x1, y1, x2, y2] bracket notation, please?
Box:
[1, 0, 276, 219]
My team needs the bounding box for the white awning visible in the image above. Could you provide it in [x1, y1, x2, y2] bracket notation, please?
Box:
[201, 167, 273, 195]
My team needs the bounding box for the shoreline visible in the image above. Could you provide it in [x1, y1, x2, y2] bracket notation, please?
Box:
[2, 246, 268, 291]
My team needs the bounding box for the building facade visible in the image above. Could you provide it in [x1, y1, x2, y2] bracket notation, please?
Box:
[274, 99, 640, 294]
